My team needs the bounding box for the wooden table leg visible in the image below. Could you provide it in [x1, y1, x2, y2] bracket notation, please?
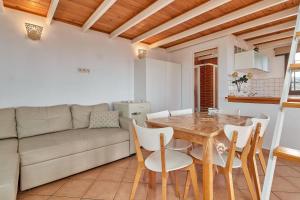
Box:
[203, 138, 214, 200]
[149, 170, 156, 189]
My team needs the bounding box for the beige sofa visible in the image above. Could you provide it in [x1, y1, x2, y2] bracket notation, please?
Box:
[0, 103, 134, 197]
[0, 109, 19, 200]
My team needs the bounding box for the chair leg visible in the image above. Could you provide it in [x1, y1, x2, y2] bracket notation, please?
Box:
[224, 171, 235, 200]
[189, 164, 200, 200]
[258, 151, 267, 174]
[130, 165, 144, 200]
[162, 172, 168, 200]
[183, 171, 191, 200]
[241, 164, 257, 200]
[170, 171, 181, 197]
[249, 157, 261, 200]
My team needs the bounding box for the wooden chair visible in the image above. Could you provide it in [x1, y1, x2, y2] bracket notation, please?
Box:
[130, 120, 200, 200]
[246, 115, 269, 199]
[187, 122, 257, 200]
[250, 114, 270, 174]
[146, 110, 192, 151]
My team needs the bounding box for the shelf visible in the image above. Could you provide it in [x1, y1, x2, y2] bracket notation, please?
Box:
[226, 96, 300, 104]
[274, 146, 300, 163]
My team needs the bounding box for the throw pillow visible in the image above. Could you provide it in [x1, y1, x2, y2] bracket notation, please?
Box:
[89, 111, 120, 128]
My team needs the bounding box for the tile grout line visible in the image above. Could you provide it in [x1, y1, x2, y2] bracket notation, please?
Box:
[112, 162, 130, 200]
[79, 168, 104, 199]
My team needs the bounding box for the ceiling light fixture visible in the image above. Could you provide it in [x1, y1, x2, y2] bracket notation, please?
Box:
[25, 23, 43, 40]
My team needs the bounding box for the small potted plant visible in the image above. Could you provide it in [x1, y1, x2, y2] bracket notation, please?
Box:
[231, 72, 253, 94]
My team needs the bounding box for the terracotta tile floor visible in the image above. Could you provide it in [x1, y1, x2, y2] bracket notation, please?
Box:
[17, 151, 300, 200]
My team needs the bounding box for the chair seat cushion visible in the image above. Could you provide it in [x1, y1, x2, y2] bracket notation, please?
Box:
[0, 153, 19, 200]
[166, 139, 192, 151]
[19, 128, 129, 166]
[190, 146, 242, 168]
[145, 149, 193, 172]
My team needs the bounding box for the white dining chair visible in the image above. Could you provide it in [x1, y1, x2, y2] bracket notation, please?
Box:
[130, 120, 200, 200]
[187, 121, 256, 200]
[146, 110, 170, 119]
[217, 108, 240, 116]
[169, 108, 193, 116]
[147, 110, 192, 151]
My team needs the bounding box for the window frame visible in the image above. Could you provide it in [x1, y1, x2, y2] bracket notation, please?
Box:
[285, 54, 300, 95]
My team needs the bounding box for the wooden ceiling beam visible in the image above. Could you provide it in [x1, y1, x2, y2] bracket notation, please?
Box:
[166, 7, 297, 52]
[239, 20, 296, 40]
[150, 0, 289, 48]
[0, 0, 4, 13]
[256, 37, 292, 49]
[247, 30, 294, 45]
[46, 0, 60, 25]
[110, 0, 175, 39]
[82, 0, 117, 32]
[131, 0, 231, 44]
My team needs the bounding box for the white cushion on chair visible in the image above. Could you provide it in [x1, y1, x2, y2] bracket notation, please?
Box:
[166, 139, 192, 151]
[190, 146, 242, 168]
[145, 149, 193, 172]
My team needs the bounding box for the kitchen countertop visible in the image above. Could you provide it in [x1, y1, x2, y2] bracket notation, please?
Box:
[226, 96, 300, 104]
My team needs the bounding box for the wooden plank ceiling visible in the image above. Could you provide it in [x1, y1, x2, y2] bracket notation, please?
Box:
[3, 0, 300, 49]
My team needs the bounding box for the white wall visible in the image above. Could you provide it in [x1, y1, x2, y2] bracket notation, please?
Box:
[169, 35, 300, 150]
[0, 9, 168, 108]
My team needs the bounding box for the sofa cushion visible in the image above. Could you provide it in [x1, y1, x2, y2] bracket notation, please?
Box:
[71, 103, 109, 129]
[89, 111, 120, 128]
[19, 128, 129, 166]
[16, 105, 72, 138]
[0, 139, 18, 153]
[0, 108, 17, 139]
[0, 153, 19, 200]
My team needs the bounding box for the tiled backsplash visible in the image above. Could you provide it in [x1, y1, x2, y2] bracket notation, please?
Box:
[228, 78, 283, 97]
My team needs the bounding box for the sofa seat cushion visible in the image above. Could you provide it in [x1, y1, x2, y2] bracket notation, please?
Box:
[19, 128, 129, 166]
[0, 153, 19, 200]
[0, 139, 18, 153]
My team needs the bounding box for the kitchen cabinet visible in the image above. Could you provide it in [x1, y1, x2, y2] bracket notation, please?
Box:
[234, 50, 269, 72]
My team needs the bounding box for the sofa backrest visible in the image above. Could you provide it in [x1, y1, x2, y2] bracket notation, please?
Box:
[0, 138, 18, 153]
[0, 108, 17, 139]
[16, 105, 72, 138]
[71, 103, 109, 129]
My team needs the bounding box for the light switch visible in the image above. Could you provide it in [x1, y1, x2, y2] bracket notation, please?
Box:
[78, 68, 90, 74]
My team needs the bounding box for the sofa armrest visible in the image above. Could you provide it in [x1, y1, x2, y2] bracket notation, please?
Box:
[119, 117, 135, 154]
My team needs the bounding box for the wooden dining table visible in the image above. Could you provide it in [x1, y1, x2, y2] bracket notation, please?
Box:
[146, 112, 250, 200]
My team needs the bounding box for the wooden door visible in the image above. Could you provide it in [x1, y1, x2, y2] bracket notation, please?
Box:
[194, 58, 218, 112]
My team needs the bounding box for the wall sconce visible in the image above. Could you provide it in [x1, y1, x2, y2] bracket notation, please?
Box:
[25, 23, 43, 40]
[137, 49, 147, 59]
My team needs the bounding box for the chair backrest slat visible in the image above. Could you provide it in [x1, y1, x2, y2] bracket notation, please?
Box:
[133, 120, 173, 151]
[251, 114, 270, 137]
[224, 122, 254, 149]
[169, 108, 193, 116]
[218, 109, 240, 116]
[146, 110, 170, 120]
